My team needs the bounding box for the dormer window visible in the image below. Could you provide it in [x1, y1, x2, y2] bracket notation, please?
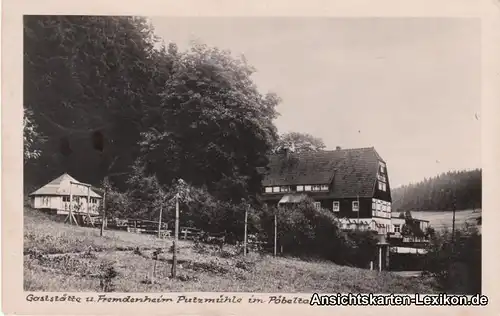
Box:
[304, 185, 312, 191]
[320, 184, 329, 191]
[272, 186, 280, 193]
[265, 187, 273, 193]
[297, 185, 304, 192]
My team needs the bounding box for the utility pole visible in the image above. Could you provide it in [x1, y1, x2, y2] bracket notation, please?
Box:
[158, 205, 163, 239]
[171, 193, 180, 278]
[69, 184, 73, 225]
[357, 194, 360, 229]
[451, 190, 456, 247]
[100, 179, 108, 237]
[243, 202, 249, 256]
[87, 185, 91, 225]
[274, 212, 278, 257]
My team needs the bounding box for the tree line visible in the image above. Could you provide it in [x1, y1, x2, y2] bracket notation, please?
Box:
[391, 169, 482, 212]
[23, 16, 383, 268]
[23, 16, 329, 236]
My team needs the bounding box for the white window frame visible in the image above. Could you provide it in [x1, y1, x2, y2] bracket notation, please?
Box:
[296, 185, 304, 192]
[320, 184, 329, 191]
[280, 186, 290, 193]
[394, 224, 401, 233]
[265, 187, 272, 193]
[304, 185, 312, 191]
[379, 162, 386, 173]
[62, 196, 70, 202]
[352, 201, 359, 212]
[333, 201, 340, 212]
[378, 181, 386, 192]
[314, 202, 321, 210]
[311, 185, 321, 191]
[272, 186, 280, 193]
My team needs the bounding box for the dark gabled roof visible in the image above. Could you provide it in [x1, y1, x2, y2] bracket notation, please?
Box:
[262, 147, 384, 198]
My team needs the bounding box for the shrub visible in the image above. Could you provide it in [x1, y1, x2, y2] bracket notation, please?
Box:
[339, 230, 379, 268]
[423, 223, 481, 294]
[99, 261, 118, 292]
[258, 199, 379, 268]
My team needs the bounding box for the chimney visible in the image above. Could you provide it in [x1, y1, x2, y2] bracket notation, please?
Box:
[336, 146, 342, 151]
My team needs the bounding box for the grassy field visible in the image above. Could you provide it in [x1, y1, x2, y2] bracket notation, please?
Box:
[24, 208, 437, 293]
[397, 209, 482, 231]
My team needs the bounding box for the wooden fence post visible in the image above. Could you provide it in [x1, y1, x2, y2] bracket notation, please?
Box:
[244, 204, 248, 256]
[171, 193, 180, 278]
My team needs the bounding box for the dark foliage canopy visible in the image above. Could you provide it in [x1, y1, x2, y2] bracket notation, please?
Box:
[392, 169, 481, 212]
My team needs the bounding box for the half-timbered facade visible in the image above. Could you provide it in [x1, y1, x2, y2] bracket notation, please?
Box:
[261, 147, 393, 235]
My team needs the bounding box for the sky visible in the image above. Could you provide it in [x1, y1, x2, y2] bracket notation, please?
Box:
[148, 17, 481, 188]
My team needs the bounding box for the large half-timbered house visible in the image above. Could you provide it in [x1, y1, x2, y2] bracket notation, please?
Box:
[261, 147, 393, 235]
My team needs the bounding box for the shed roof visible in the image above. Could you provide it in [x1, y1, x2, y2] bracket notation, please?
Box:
[29, 173, 102, 198]
[262, 147, 383, 198]
[278, 194, 308, 204]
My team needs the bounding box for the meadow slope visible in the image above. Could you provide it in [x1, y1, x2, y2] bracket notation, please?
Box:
[24, 208, 437, 293]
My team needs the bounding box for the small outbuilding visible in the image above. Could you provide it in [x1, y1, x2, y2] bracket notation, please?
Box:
[29, 173, 102, 215]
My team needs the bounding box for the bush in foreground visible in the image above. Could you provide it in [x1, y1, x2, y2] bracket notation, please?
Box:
[423, 223, 481, 294]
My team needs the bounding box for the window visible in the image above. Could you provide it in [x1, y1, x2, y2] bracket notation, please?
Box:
[333, 201, 340, 212]
[379, 162, 386, 174]
[376, 201, 381, 211]
[280, 186, 290, 193]
[378, 181, 386, 192]
[73, 196, 80, 202]
[304, 185, 312, 191]
[372, 200, 376, 211]
[394, 224, 401, 233]
[320, 184, 329, 191]
[265, 187, 272, 193]
[314, 202, 321, 210]
[352, 201, 359, 212]
[387, 204, 392, 213]
[311, 185, 322, 191]
[272, 186, 280, 193]
[296, 185, 304, 192]
[62, 196, 70, 202]
[90, 198, 98, 204]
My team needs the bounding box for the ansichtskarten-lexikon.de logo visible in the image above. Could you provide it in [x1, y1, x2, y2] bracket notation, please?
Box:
[309, 293, 489, 306]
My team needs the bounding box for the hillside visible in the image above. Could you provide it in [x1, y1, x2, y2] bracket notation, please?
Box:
[391, 169, 481, 212]
[24, 208, 436, 293]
